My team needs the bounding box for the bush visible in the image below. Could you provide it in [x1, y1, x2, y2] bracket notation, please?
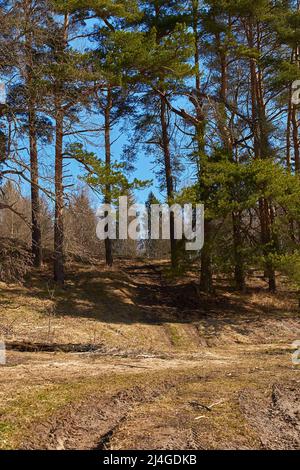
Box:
[274, 252, 300, 308]
[0, 237, 32, 283]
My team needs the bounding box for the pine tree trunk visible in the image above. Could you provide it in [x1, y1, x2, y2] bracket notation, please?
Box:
[292, 105, 300, 174]
[160, 96, 177, 269]
[53, 13, 69, 285]
[200, 220, 213, 293]
[259, 198, 276, 292]
[232, 211, 245, 291]
[24, 1, 42, 267]
[292, 7, 300, 174]
[29, 106, 42, 267]
[216, 22, 246, 291]
[286, 82, 297, 264]
[104, 87, 113, 267]
[247, 19, 276, 292]
[287, 84, 292, 172]
[191, 1, 213, 291]
[197, 155, 212, 288]
[54, 102, 64, 285]
[152, 4, 177, 268]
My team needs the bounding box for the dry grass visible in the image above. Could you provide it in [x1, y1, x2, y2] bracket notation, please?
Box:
[105, 351, 297, 450]
[0, 260, 299, 449]
[0, 260, 299, 353]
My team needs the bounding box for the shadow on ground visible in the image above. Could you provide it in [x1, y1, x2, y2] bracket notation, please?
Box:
[2, 259, 295, 337]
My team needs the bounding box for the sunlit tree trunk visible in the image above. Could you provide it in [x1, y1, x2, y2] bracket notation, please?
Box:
[246, 18, 276, 292]
[160, 96, 177, 269]
[53, 13, 69, 285]
[24, 0, 42, 267]
[104, 86, 113, 267]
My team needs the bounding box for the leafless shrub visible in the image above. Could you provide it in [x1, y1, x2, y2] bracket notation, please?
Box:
[0, 237, 32, 282]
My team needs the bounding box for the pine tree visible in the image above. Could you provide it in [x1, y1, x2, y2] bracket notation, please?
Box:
[116, 0, 193, 268]
[56, 0, 140, 268]
[17, 1, 52, 267]
[42, 2, 99, 284]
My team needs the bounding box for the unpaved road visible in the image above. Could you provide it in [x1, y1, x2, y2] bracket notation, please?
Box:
[0, 342, 298, 450]
[0, 262, 299, 449]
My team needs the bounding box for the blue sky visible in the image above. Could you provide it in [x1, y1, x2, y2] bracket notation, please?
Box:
[2, 14, 194, 210]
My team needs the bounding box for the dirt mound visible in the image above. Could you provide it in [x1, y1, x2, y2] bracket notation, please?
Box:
[239, 380, 300, 450]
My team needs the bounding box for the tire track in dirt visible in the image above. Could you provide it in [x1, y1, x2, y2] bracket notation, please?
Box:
[239, 380, 300, 450]
[21, 375, 201, 450]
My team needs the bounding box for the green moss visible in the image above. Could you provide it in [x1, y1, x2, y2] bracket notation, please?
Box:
[166, 324, 183, 347]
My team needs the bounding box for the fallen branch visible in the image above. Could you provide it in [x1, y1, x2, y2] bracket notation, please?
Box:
[189, 399, 226, 412]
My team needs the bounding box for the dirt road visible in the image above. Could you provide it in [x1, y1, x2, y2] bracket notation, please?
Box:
[0, 261, 299, 449]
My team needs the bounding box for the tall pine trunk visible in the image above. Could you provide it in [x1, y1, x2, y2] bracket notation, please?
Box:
[153, 4, 177, 269]
[104, 87, 113, 267]
[199, 142, 213, 292]
[24, 1, 42, 267]
[29, 106, 42, 267]
[292, 104, 300, 173]
[216, 23, 246, 291]
[287, 83, 293, 172]
[53, 13, 69, 285]
[54, 99, 64, 285]
[292, 5, 300, 174]
[191, 0, 213, 292]
[292, 43, 300, 176]
[247, 19, 276, 292]
[160, 96, 177, 269]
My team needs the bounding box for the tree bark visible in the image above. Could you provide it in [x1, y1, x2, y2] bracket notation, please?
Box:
[29, 105, 42, 267]
[191, 0, 213, 291]
[232, 211, 245, 291]
[199, 220, 213, 293]
[247, 19, 276, 292]
[24, 0, 42, 267]
[287, 84, 292, 172]
[216, 21, 246, 291]
[104, 87, 113, 267]
[53, 13, 69, 285]
[54, 100, 64, 285]
[292, 104, 300, 174]
[160, 96, 177, 269]
[292, 7, 300, 174]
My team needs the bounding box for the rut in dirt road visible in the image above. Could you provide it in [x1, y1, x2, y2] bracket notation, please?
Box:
[21, 376, 197, 450]
[122, 262, 252, 319]
[123, 264, 202, 315]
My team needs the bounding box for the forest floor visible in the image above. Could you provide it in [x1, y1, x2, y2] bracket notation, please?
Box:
[0, 259, 299, 450]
